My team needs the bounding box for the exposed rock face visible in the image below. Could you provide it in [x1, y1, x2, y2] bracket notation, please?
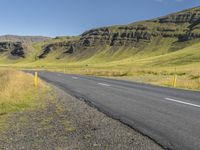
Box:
[77, 26, 154, 49]
[0, 35, 51, 59]
[38, 42, 75, 59]
[80, 28, 111, 46]
[0, 42, 11, 52]
[158, 8, 200, 24]
[0, 42, 25, 58]
[178, 18, 200, 41]
[64, 45, 75, 54]
[156, 7, 200, 41]
[78, 7, 200, 47]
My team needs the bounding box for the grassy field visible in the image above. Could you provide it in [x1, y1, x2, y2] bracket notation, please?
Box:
[37, 64, 199, 91]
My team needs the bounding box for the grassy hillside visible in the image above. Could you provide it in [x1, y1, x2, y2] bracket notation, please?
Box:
[0, 6, 200, 90]
[1, 6, 200, 65]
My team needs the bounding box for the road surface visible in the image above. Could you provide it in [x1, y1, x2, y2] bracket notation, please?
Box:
[27, 71, 200, 150]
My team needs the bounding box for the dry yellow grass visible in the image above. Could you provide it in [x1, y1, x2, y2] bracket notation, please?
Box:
[0, 69, 48, 115]
[47, 67, 200, 91]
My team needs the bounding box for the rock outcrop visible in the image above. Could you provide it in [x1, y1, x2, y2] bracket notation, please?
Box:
[0, 42, 25, 58]
[78, 6, 200, 47]
[38, 41, 75, 59]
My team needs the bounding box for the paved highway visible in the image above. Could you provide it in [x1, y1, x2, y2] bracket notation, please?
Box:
[27, 71, 200, 150]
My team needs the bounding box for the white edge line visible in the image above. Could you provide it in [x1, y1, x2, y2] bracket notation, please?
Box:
[164, 98, 200, 108]
[98, 83, 111, 87]
[72, 77, 78, 79]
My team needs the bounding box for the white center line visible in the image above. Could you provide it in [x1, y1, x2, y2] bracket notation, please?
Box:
[164, 98, 200, 108]
[72, 77, 78, 79]
[98, 83, 111, 87]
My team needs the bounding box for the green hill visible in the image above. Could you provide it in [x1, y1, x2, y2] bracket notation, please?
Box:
[1, 6, 200, 65]
[0, 6, 200, 90]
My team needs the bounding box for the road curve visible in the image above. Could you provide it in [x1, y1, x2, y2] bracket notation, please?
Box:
[27, 71, 200, 150]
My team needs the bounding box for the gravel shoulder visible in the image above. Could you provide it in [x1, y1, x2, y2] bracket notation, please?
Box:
[0, 85, 163, 150]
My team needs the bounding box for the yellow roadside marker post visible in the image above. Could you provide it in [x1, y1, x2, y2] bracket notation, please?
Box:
[172, 74, 177, 88]
[34, 72, 39, 87]
[172, 68, 177, 88]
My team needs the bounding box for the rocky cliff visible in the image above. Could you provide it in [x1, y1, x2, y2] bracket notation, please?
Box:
[79, 6, 200, 47]
[0, 35, 51, 59]
[0, 42, 26, 58]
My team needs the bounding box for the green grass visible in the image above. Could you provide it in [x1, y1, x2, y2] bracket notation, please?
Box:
[0, 69, 50, 132]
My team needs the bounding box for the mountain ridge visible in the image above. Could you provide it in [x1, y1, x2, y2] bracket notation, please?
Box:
[0, 6, 200, 66]
[0, 35, 51, 43]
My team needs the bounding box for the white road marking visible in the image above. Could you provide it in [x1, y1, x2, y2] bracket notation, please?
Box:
[72, 77, 78, 79]
[98, 83, 111, 87]
[164, 98, 200, 108]
[57, 74, 62, 76]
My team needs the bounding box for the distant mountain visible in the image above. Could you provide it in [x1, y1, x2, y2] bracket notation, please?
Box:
[0, 35, 51, 43]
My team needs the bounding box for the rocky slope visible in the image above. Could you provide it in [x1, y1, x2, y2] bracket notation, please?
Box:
[0, 42, 26, 58]
[0, 35, 50, 59]
[79, 6, 200, 47]
[36, 6, 200, 61]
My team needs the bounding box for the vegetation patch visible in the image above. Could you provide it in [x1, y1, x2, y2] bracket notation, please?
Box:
[0, 69, 48, 130]
[0, 71, 77, 149]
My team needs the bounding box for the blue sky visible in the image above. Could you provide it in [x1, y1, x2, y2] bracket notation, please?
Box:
[0, 0, 199, 37]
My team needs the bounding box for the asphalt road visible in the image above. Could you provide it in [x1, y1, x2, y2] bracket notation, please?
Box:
[27, 71, 200, 150]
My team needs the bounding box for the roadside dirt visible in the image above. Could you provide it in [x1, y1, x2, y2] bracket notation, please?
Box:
[0, 85, 163, 150]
